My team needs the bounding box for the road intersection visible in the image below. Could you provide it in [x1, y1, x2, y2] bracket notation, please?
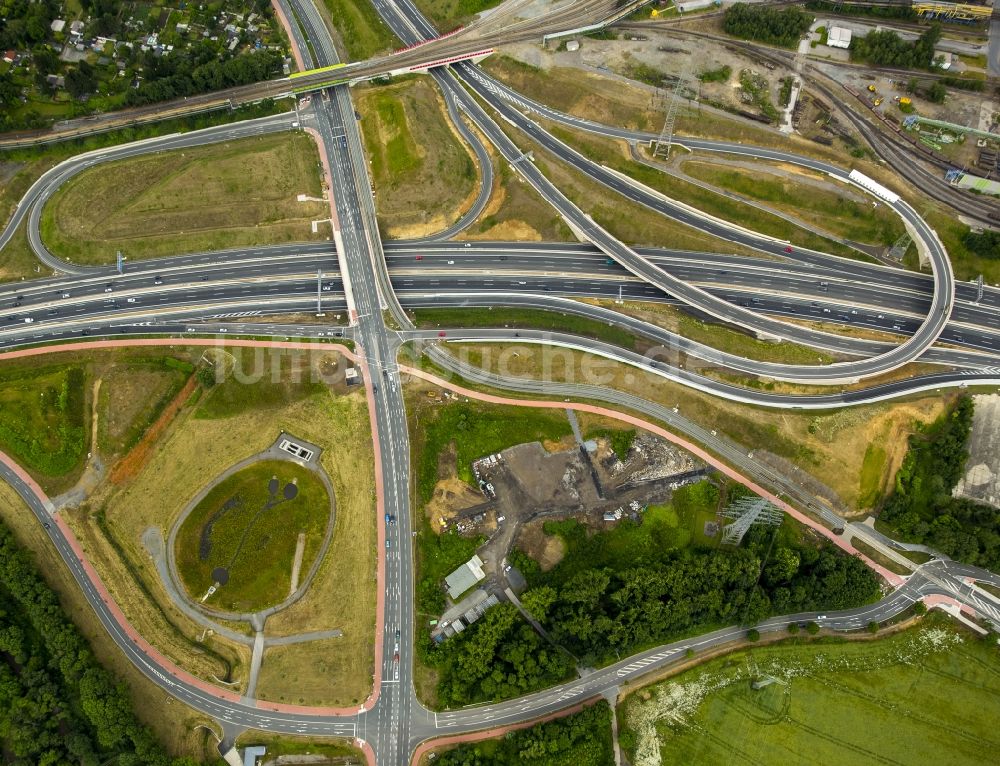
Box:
[1, 1, 999, 763]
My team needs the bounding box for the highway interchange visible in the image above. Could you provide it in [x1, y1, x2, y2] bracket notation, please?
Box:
[2, 1, 1000, 763]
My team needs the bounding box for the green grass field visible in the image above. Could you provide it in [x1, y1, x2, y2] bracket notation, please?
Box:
[0, 363, 87, 478]
[411, 0, 503, 31]
[195, 348, 327, 420]
[620, 619, 1000, 766]
[323, 0, 399, 60]
[410, 306, 641, 350]
[39, 132, 328, 265]
[682, 161, 904, 246]
[174, 460, 331, 612]
[858, 442, 888, 509]
[355, 78, 476, 236]
[410, 398, 573, 506]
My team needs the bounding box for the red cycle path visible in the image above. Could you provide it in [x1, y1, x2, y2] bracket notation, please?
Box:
[0, 337, 915, 763]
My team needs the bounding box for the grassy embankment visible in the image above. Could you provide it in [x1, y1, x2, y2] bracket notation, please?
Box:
[618, 617, 1000, 766]
[547, 122, 864, 260]
[39, 132, 328, 265]
[0, 101, 286, 282]
[174, 460, 331, 612]
[322, 0, 400, 60]
[479, 55, 995, 279]
[356, 78, 477, 238]
[412, 0, 504, 32]
[681, 160, 904, 246]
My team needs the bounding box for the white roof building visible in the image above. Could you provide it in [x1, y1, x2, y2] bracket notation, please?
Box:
[50, 19, 66, 33]
[827, 27, 852, 49]
[445, 555, 485, 599]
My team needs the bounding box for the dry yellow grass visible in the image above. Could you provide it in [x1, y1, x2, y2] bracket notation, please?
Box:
[40, 132, 329, 265]
[71, 348, 376, 704]
[0, 484, 220, 761]
[436, 343, 948, 509]
[256, 637, 369, 706]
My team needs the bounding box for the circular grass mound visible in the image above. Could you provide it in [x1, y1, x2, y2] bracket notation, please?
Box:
[174, 460, 330, 612]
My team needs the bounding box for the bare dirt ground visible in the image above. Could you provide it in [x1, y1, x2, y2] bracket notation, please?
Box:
[954, 394, 1000, 508]
[431, 430, 706, 578]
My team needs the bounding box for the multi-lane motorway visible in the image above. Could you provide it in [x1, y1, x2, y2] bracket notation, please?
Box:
[2, 0, 1000, 763]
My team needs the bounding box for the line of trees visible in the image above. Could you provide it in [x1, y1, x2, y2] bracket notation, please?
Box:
[434, 700, 613, 766]
[880, 396, 1000, 570]
[125, 45, 283, 106]
[524, 530, 881, 665]
[722, 3, 813, 48]
[0, 519, 197, 766]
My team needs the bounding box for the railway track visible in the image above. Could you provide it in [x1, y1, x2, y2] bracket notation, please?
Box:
[614, 23, 999, 226]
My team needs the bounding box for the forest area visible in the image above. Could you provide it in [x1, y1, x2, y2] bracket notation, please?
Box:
[0, 520, 196, 766]
[880, 396, 1000, 570]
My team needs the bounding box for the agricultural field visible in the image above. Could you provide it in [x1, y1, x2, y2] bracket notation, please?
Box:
[619, 619, 1000, 766]
[174, 460, 332, 612]
[356, 78, 478, 238]
[39, 132, 328, 265]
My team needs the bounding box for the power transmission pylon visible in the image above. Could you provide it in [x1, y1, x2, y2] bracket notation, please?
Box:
[719, 496, 783, 546]
[887, 231, 911, 261]
[653, 64, 692, 159]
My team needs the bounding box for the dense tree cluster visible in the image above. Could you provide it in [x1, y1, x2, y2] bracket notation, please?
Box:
[423, 603, 572, 707]
[0, 520, 196, 766]
[880, 396, 1000, 570]
[0, 0, 58, 50]
[722, 3, 813, 48]
[532, 531, 881, 664]
[125, 45, 283, 106]
[963, 229, 1000, 259]
[435, 701, 613, 766]
[852, 25, 941, 69]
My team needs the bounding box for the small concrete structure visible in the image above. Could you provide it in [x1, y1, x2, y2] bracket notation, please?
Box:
[827, 26, 853, 49]
[242, 745, 266, 766]
[566, 39, 580, 52]
[445, 555, 485, 599]
[50, 19, 66, 33]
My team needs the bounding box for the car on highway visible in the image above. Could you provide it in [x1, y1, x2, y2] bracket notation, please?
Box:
[126, 297, 137, 303]
[438, 331, 446, 337]
[784, 245, 793, 253]
[153, 276, 163, 285]
[386, 540, 391, 549]
[61, 292, 70, 298]
[415, 255, 423, 260]
[23, 317, 33, 323]
[447, 260, 455, 265]
[385, 514, 395, 525]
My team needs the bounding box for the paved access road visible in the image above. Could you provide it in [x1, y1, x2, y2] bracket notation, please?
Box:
[0, 1, 997, 763]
